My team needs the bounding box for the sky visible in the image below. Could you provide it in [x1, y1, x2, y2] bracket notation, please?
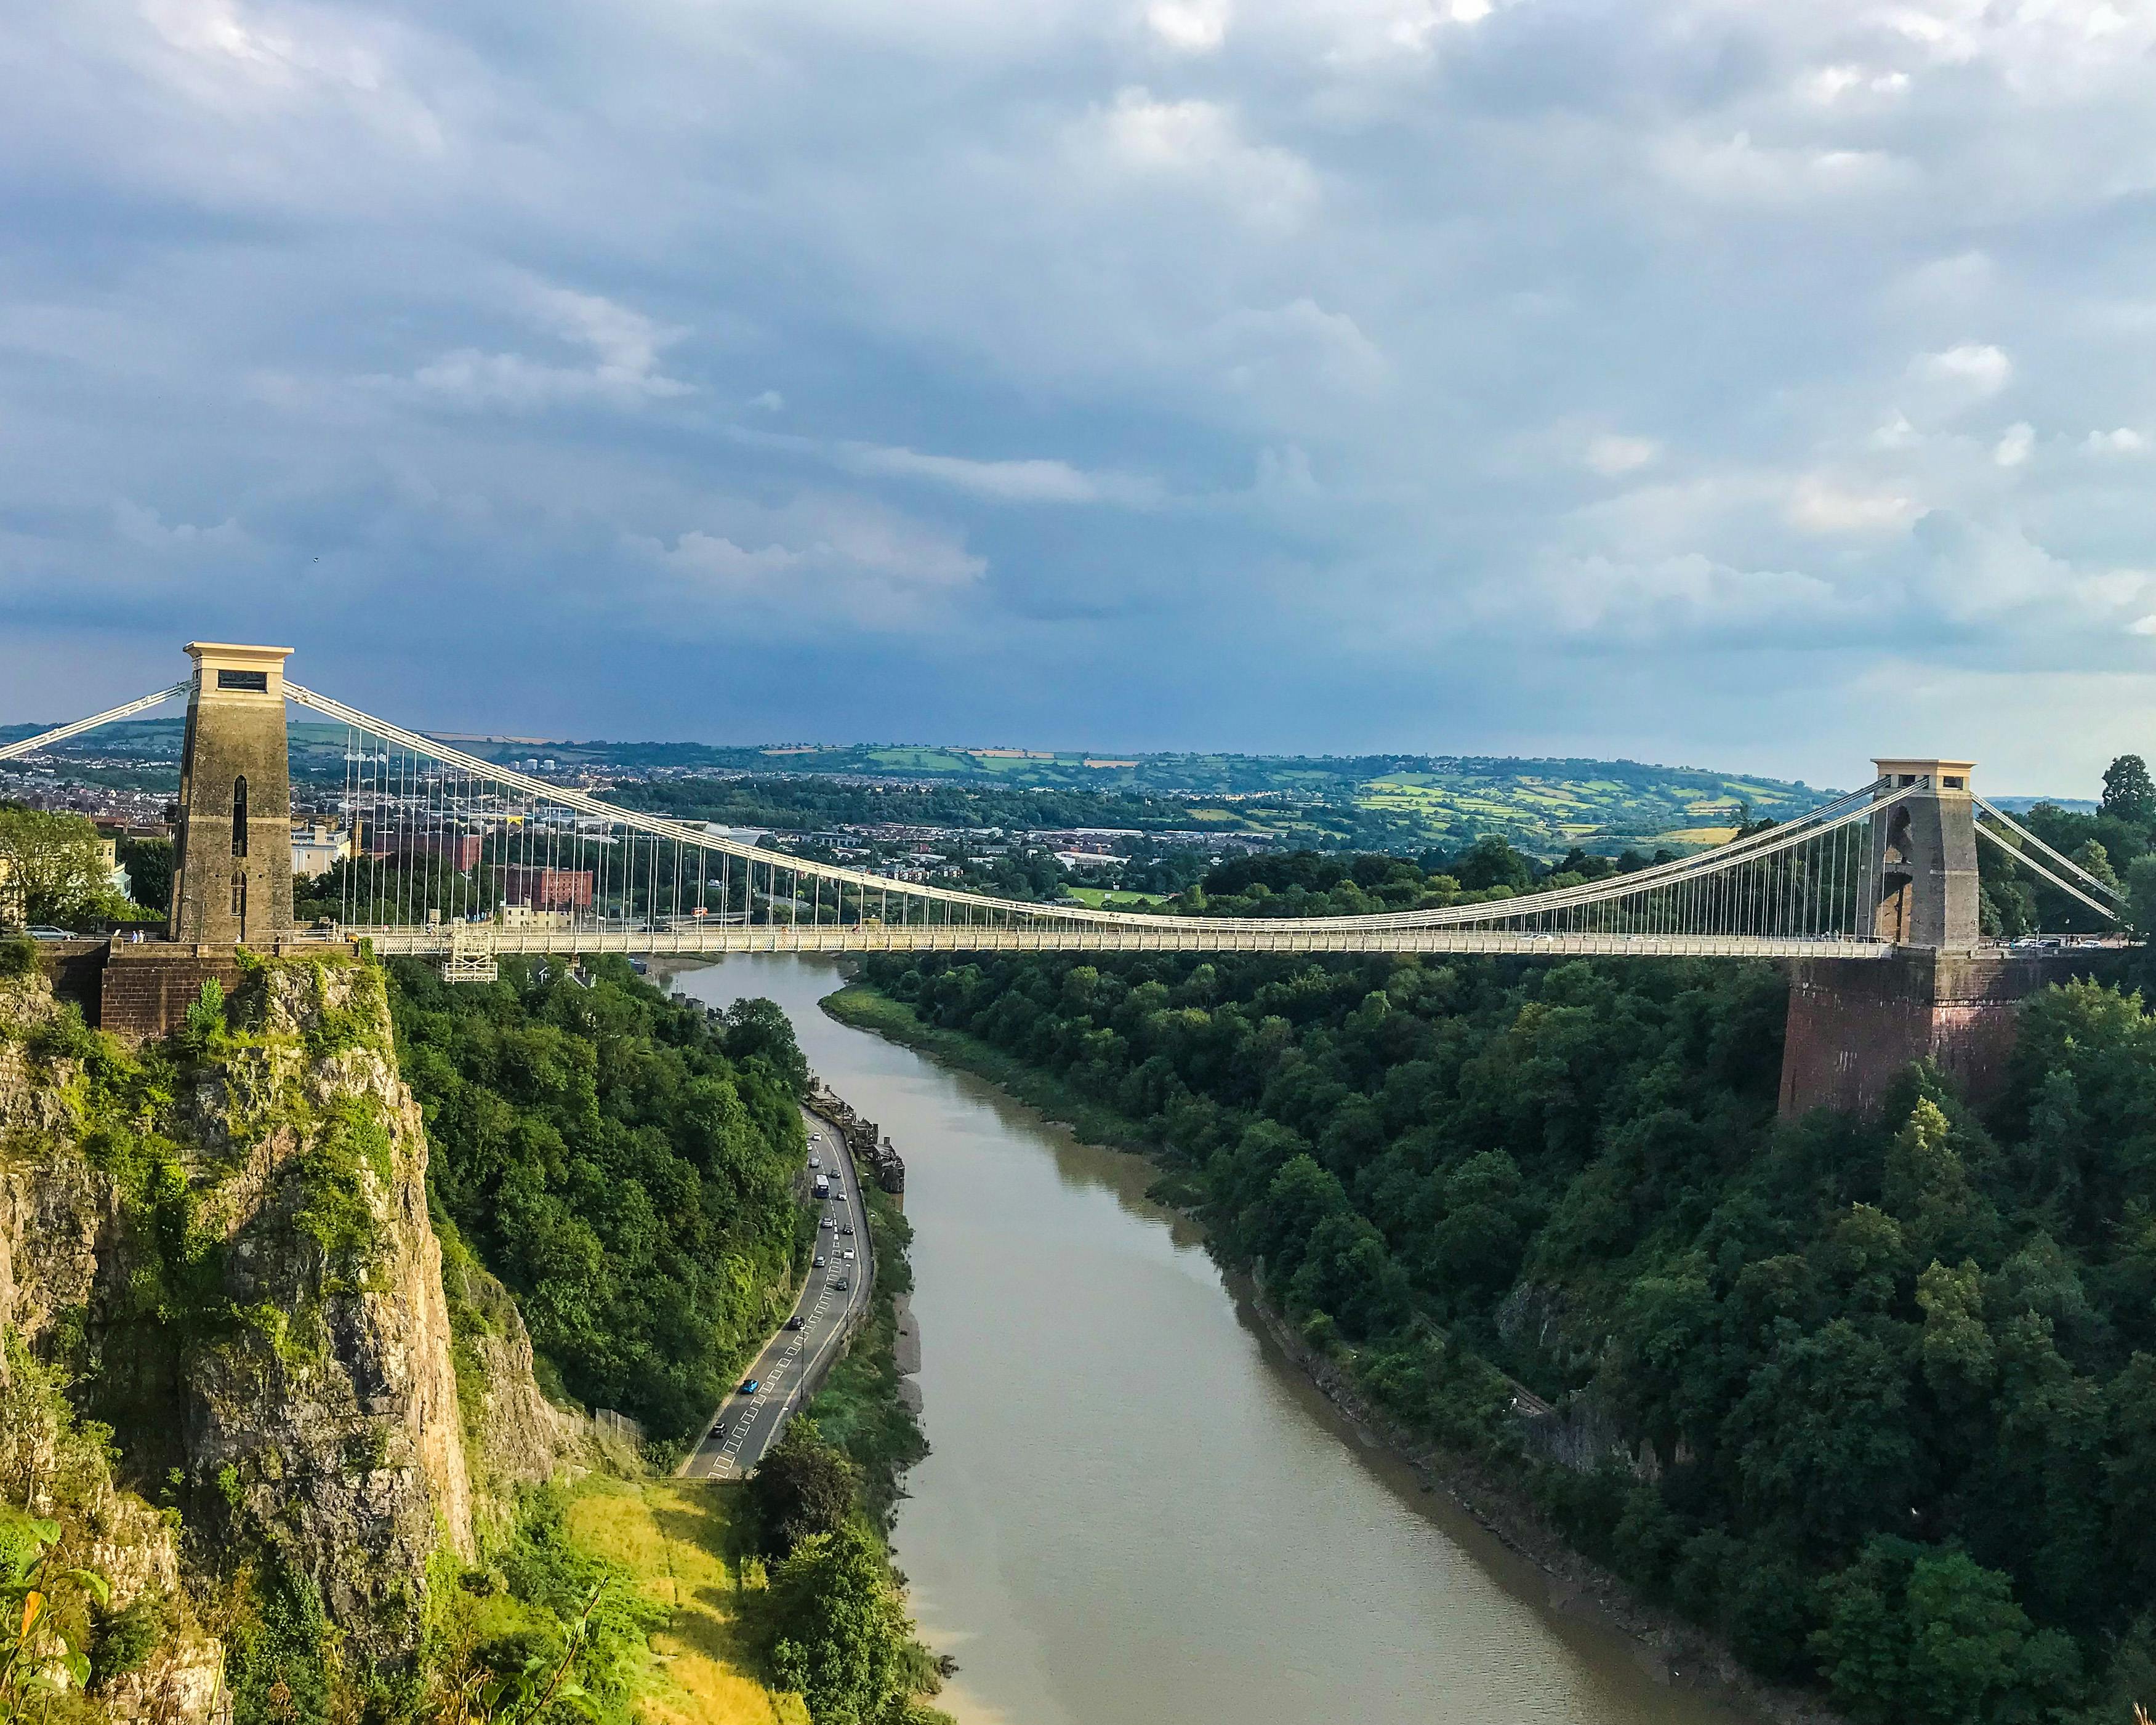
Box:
[6, 1, 2156, 792]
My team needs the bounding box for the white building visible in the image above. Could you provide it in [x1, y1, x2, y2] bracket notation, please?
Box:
[291, 822, 352, 879]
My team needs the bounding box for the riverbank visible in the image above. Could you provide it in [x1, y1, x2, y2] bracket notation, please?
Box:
[819, 981, 1840, 1725]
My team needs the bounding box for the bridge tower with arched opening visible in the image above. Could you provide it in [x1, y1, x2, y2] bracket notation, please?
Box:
[169, 642, 296, 946]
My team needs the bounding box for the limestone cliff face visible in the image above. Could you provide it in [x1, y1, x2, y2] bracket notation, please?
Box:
[0, 955, 578, 1710]
[179, 962, 477, 1662]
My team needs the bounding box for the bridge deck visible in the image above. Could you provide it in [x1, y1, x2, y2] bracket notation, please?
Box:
[344, 925, 1896, 960]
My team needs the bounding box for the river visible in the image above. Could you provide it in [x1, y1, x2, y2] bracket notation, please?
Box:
[666, 955, 1744, 1725]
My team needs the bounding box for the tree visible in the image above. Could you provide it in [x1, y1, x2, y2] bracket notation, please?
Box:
[2102, 755, 2156, 828]
[1810, 1538, 2080, 1724]
[0, 809, 121, 929]
[749, 1422, 861, 1555]
[2126, 854, 2156, 939]
[765, 1522, 918, 1725]
[118, 837, 174, 915]
[720, 997, 810, 1093]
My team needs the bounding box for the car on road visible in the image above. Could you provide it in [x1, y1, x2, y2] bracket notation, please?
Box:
[26, 927, 74, 940]
[813, 1253, 826, 1267]
[819, 1216, 834, 1230]
[842, 1249, 855, 1261]
[738, 1378, 759, 1395]
[831, 1279, 849, 1292]
[839, 1224, 854, 1237]
[808, 1154, 820, 1169]
[784, 1316, 803, 1330]
[710, 1421, 725, 1438]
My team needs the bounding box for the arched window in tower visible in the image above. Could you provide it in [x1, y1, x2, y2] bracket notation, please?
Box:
[231, 775, 249, 858]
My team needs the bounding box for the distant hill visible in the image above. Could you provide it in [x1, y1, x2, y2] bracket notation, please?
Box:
[3, 715, 1851, 854]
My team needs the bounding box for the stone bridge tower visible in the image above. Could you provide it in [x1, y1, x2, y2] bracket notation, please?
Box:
[168, 643, 296, 947]
[1779, 757, 2107, 1117]
[1860, 758, 1979, 949]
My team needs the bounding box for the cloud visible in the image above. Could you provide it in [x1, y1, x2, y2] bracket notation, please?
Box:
[17, 0, 2156, 784]
[1585, 434, 1660, 476]
[1082, 87, 1317, 226]
[1787, 475, 1917, 534]
[837, 444, 1158, 504]
[2086, 427, 2146, 455]
[406, 284, 691, 409]
[1147, 0, 1231, 52]
[1654, 131, 1906, 203]
[629, 497, 987, 629]
[1913, 344, 2013, 396]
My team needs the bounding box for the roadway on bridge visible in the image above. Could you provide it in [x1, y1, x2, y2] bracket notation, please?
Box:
[679, 1105, 871, 1481]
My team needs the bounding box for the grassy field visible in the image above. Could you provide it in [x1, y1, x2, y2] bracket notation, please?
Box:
[1061, 887, 1169, 907]
[565, 1476, 804, 1725]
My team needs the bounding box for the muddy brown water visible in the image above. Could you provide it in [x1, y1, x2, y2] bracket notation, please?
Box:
[666, 955, 1746, 1725]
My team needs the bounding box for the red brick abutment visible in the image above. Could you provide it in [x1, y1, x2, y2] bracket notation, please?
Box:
[1778, 947, 2133, 1119]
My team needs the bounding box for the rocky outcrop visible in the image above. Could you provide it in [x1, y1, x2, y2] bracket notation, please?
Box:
[0, 954, 577, 1710]
[181, 962, 476, 1662]
[437, 1237, 584, 1526]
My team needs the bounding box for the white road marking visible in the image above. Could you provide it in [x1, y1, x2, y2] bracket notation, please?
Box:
[693, 1104, 875, 1481]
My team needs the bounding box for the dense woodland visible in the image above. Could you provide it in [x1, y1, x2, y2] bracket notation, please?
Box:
[387, 957, 810, 1439]
[855, 762, 2156, 1724]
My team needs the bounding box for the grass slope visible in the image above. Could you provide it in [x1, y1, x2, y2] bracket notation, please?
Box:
[565, 1476, 806, 1725]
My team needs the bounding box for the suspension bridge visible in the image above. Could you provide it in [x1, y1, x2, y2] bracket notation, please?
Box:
[1, 642, 2131, 1116]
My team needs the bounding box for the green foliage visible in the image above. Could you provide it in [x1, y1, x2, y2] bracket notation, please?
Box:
[764, 1522, 919, 1725]
[225, 1558, 333, 1725]
[387, 957, 806, 1438]
[747, 1423, 861, 1556]
[116, 838, 174, 917]
[88, 1594, 168, 1691]
[290, 1096, 394, 1260]
[2101, 755, 2156, 828]
[1811, 1538, 2080, 1724]
[0, 938, 32, 980]
[181, 978, 227, 1051]
[0, 808, 124, 930]
[0, 1515, 110, 1722]
[858, 939, 2156, 1713]
[469, 1487, 662, 1725]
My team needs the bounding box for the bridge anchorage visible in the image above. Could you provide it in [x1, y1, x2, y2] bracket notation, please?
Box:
[1, 643, 2132, 1116]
